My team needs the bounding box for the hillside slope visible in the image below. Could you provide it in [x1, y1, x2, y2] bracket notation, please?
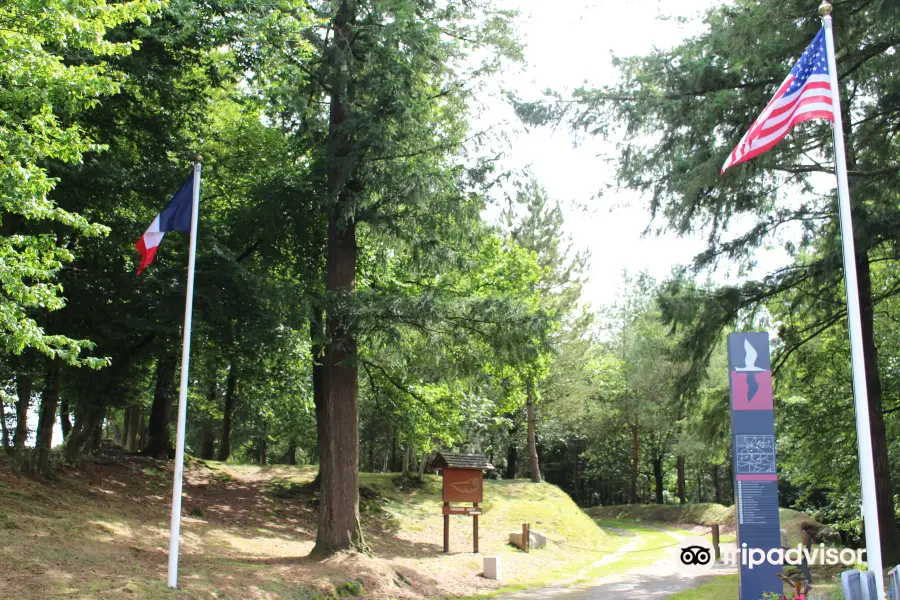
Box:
[0, 453, 613, 600]
[586, 503, 831, 547]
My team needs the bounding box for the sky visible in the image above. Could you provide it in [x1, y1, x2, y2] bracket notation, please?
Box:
[476, 0, 793, 310]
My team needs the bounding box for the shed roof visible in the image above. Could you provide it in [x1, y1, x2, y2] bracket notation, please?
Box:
[433, 452, 494, 471]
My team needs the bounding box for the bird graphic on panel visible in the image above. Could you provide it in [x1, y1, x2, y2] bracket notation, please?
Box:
[449, 477, 481, 495]
[735, 339, 763, 403]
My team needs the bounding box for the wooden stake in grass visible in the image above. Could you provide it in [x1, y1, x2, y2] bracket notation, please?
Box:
[443, 502, 450, 554]
[473, 503, 479, 554]
[712, 524, 720, 562]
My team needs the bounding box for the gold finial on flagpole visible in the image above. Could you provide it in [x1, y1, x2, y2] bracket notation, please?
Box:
[194, 154, 203, 164]
[818, 1, 832, 16]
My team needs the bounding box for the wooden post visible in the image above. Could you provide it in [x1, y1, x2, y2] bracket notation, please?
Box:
[800, 532, 813, 584]
[443, 502, 450, 553]
[522, 523, 529, 553]
[712, 524, 720, 562]
[473, 503, 479, 553]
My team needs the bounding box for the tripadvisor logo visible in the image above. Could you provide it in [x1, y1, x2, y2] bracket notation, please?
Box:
[672, 537, 866, 572]
[673, 537, 716, 574]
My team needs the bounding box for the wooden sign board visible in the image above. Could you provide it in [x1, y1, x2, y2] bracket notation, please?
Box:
[442, 505, 483, 516]
[442, 468, 483, 503]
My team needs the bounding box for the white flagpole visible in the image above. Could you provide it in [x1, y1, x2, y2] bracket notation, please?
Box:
[820, 4, 885, 598]
[167, 157, 202, 589]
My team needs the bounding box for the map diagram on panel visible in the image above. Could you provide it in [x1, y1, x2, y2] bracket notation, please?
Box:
[735, 435, 776, 474]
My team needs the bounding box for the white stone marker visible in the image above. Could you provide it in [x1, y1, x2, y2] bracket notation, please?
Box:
[484, 556, 501, 580]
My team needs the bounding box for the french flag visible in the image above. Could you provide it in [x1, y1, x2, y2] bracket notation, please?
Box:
[135, 175, 195, 274]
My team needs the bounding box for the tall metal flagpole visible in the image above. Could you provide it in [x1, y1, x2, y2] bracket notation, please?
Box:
[167, 157, 202, 589]
[819, 4, 885, 598]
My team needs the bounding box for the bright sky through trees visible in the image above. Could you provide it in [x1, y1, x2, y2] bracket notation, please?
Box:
[481, 0, 794, 308]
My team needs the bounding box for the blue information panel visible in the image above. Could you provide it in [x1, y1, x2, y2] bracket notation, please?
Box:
[728, 332, 782, 599]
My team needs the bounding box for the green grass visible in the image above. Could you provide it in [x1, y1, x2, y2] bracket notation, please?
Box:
[668, 573, 847, 600]
[668, 575, 739, 599]
[0, 456, 626, 600]
[586, 503, 734, 526]
[586, 503, 831, 547]
[457, 520, 701, 600]
[582, 520, 685, 578]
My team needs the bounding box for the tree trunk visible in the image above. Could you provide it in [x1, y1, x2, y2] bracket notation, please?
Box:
[652, 456, 664, 504]
[676, 455, 686, 504]
[402, 445, 410, 475]
[12, 370, 33, 468]
[109, 409, 122, 445]
[506, 442, 517, 479]
[65, 405, 105, 460]
[856, 251, 900, 560]
[366, 435, 375, 472]
[90, 418, 104, 451]
[197, 367, 218, 460]
[13, 372, 33, 457]
[312, 0, 363, 557]
[32, 362, 61, 475]
[712, 464, 722, 504]
[410, 447, 420, 475]
[123, 407, 142, 452]
[418, 451, 429, 479]
[311, 308, 325, 468]
[390, 435, 397, 472]
[199, 421, 215, 460]
[390, 433, 397, 473]
[215, 362, 238, 462]
[59, 398, 72, 441]
[725, 449, 734, 505]
[143, 345, 178, 458]
[526, 384, 541, 483]
[0, 396, 10, 453]
[696, 467, 703, 502]
[630, 424, 639, 504]
[258, 436, 267, 465]
[571, 441, 581, 505]
[283, 440, 297, 465]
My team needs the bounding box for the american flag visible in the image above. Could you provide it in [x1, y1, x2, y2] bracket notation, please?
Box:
[722, 28, 835, 172]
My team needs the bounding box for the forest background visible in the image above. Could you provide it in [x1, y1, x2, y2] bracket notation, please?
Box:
[3, 0, 899, 560]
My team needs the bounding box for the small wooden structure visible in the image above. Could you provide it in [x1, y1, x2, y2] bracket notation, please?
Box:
[433, 452, 494, 553]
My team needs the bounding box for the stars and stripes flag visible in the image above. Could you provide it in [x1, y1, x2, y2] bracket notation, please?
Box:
[721, 28, 834, 172]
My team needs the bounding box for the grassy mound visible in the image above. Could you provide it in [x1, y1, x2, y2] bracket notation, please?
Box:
[586, 503, 831, 547]
[0, 453, 613, 600]
[586, 503, 733, 527]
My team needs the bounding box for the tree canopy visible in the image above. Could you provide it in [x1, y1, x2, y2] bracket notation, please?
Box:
[4, 0, 900, 572]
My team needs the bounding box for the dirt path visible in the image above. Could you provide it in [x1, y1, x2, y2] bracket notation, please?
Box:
[497, 523, 736, 600]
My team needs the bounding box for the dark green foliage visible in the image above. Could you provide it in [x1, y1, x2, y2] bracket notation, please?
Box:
[512, 0, 900, 555]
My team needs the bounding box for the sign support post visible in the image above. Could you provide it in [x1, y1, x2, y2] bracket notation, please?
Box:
[434, 453, 493, 554]
[728, 332, 781, 600]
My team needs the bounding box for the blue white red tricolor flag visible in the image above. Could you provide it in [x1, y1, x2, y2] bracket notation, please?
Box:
[721, 28, 835, 172]
[135, 175, 194, 274]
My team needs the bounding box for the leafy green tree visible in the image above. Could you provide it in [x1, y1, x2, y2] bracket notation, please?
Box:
[262, 0, 523, 555]
[514, 0, 900, 557]
[357, 225, 549, 479]
[0, 0, 160, 365]
[501, 177, 589, 483]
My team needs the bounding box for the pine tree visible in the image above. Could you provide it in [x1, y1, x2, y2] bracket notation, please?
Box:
[513, 0, 900, 558]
